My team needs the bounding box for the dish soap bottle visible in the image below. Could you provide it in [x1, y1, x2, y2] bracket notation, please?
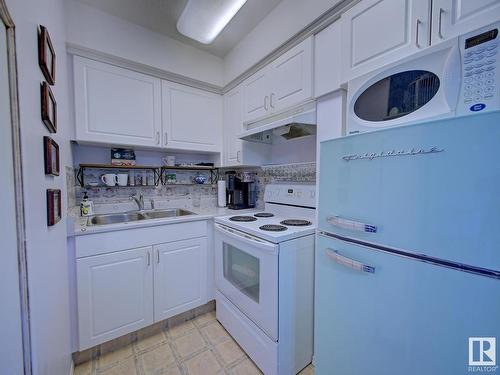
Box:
[80, 192, 94, 217]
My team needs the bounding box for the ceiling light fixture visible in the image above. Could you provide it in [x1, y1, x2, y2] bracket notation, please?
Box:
[177, 0, 247, 44]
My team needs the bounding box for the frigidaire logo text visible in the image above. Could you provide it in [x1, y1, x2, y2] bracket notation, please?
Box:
[342, 146, 444, 162]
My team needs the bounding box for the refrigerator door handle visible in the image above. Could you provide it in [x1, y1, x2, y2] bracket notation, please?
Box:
[327, 215, 378, 233]
[326, 248, 376, 273]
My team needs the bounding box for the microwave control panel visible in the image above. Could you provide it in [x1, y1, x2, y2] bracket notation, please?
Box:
[457, 23, 500, 116]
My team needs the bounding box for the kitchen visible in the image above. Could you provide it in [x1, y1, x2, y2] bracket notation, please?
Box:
[1, 0, 499, 375]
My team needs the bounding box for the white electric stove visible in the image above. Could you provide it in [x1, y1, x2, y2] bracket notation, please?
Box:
[214, 184, 316, 375]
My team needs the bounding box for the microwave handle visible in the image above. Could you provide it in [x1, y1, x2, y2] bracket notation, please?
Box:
[215, 223, 277, 251]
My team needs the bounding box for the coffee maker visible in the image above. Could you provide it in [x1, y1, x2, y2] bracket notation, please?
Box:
[225, 171, 256, 210]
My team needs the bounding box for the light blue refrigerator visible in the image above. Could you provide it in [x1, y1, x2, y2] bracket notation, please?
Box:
[315, 111, 500, 375]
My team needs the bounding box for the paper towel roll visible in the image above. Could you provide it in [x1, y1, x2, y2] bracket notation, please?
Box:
[217, 180, 226, 207]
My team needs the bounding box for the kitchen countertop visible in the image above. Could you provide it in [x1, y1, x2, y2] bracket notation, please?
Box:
[68, 207, 258, 237]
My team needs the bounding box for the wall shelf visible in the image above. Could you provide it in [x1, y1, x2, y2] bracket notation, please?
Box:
[76, 164, 219, 187]
[77, 164, 161, 187]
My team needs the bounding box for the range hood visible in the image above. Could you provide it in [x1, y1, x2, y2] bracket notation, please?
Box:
[239, 102, 316, 144]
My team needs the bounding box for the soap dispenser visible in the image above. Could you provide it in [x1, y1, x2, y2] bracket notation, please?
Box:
[80, 192, 94, 217]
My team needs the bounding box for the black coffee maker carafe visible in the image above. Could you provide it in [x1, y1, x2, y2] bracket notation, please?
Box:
[225, 171, 256, 210]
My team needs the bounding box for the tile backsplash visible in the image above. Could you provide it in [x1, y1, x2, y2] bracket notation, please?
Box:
[68, 162, 316, 213]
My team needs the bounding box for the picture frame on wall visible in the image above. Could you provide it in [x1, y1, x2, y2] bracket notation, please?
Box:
[43, 136, 59, 176]
[38, 25, 55, 85]
[41, 81, 56, 133]
[46, 189, 61, 226]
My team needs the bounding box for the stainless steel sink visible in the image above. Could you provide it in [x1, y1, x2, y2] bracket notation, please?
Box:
[86, 209, 196, 226]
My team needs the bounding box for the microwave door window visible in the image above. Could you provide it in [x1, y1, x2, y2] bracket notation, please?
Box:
[354, 70, 440, 121]
[223, 243, 260, 303]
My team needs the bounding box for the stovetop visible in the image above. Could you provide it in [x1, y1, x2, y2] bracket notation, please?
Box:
[215, 210, 316, 244]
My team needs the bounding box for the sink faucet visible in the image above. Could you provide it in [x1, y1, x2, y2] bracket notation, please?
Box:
[130, 194, 144, 211]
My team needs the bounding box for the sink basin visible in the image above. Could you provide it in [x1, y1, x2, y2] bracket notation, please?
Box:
[88, 212, 147, 226]
[86, 209, 196, 226]
[143, 209, 195, 219]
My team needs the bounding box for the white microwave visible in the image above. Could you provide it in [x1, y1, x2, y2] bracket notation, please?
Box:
[347, 22, 500, 135]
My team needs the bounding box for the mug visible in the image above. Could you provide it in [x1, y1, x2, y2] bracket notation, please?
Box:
[117, 174, 128, 186]
[101, 174, 117, 187]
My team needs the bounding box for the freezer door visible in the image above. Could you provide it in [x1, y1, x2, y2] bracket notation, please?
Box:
[318, 111, 500, 271]
[314, 234, 500, 375]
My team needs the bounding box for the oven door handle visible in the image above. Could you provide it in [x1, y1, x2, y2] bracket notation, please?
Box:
[215, 223, 278, 252]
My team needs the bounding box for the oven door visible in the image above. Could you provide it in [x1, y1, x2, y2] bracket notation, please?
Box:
[214, 223, 279, 341]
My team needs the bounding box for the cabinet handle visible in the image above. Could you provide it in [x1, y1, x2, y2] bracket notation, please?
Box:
[438, 8, 445, 39]
[415, 18, 422, 48]
[147, 251, 151, 266]
[237, 150, 241, 163]
[264, 95, 269, 111]
[270, 93, 275, 109]
[164, 132, 168, 145]
[156, 131, 160, 145]
[156, 249, 160, 264]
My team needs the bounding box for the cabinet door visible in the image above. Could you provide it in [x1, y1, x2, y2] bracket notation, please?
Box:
[73, 57, 162, 147]
[242, 67, 271, 123]
[76, 246, 153, 350]
[154, 237, 208, 321]
[224, 87, 243, 166]
[314, 21, 342, 97]
[341, 0, 430, 82]
[269, 37, 313, 112]
[431, 0, 500, 45]
[162, 81, 222, 152]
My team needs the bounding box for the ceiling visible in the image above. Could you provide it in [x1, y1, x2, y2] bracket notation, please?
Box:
[75, 0, 283, 57]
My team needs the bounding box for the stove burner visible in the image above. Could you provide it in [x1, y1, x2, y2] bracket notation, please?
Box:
[260, 224, 288, 232]
[280, 219, 312, 226]
[254, 212, 274, 218]
[229, 216, 257, 222]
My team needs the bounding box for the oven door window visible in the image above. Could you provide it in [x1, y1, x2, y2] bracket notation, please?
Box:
[354, 70, 440, 121]
[223, 243, 260, 303]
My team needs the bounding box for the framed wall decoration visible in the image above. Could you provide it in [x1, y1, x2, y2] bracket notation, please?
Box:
[46, 189, 62, 226]
[38, 25, 55, 85]
[43, 136, 60, 176]
[41, 81, 56, 133]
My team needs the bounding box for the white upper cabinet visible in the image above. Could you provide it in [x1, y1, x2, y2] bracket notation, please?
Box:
[224, 86, 244, 166]
[242, 37, 314, 123]
[162, 81, 223, 152]
[314, 20, 342, 97]
[242, 68, 271, 123]
[223, 85, 271, 167]
[153, 238, 208, 322]
[76, 246, 154, 349]
[73, 57, 162, 148]
[341, 0, 430, 82]
[431, 0, 500, 45]
[268, 37, 313, 112]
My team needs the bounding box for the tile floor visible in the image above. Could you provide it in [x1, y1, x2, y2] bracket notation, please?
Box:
[74, 310, 315, 375]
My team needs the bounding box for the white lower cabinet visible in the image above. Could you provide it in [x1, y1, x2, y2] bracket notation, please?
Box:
[154, 238, 208, 321]
[75, 221, 209, 350]
[76, 246, 154, 349]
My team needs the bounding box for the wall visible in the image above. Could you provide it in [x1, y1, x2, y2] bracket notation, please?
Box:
[65, 0, 224, 87]
[223, 0, 344, 84]
[6, 0, 73, 373]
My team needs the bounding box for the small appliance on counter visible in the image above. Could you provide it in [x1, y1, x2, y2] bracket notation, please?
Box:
[225, 171, 256, 210]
